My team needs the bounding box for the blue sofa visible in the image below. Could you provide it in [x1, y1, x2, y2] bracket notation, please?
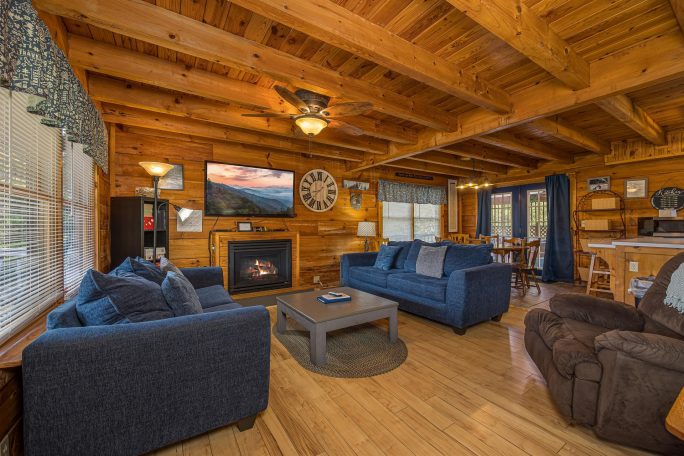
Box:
[22, 266, 270, 456]
[341, 241, 512, 334]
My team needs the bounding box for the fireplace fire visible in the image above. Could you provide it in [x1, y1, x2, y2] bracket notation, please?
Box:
[228, 240, 292, 294]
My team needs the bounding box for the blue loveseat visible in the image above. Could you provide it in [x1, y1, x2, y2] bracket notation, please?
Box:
[22, 266, 270, 456]
[341, 241, 511, 334]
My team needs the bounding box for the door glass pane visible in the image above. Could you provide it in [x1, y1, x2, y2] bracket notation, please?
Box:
[382, 202, 412, 241]
[414, 203, 440, 242]
[527, 189, 548, 270]
[491, 192, 513, 237]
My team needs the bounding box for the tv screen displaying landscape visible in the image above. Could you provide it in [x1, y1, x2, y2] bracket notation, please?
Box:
[205, 162, 295, 217]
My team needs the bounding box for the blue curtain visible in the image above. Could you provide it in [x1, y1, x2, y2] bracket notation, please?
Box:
[475, 189, 492, 238]
[542, 174, 574, 282]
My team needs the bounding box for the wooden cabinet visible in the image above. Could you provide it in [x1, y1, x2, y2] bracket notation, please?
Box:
[110, 197, 169, 267]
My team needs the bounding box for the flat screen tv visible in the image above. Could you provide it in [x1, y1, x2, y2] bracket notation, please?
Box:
[205, 161, 295, 217]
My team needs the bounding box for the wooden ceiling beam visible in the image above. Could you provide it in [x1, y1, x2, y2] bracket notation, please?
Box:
[445, 0, 589, 89]
[596, 95, 667, 145]
[69, 35, 287, 112]
[36, 0, 457, 130]
[88, 76, 389, 154]
[412, 151, 508, 174]
[474, 132, 572, 162]
[530, 116, 611, 155]
[384, 159, 472, 178]
[671, 0, 684, 36]
[437, 144, 537, 169]
[231, 0, 511, 113]
[349, 31, 684, 172]
[101, 104, 364, 162]
[337, 116, 417, 145]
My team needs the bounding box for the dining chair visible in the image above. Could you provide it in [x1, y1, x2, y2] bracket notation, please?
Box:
[502, 237, 524, 263]
[448, 233, 470, 244]
[512, 239, 541, 296]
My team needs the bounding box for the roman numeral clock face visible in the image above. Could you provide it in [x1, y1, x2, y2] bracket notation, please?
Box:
[299, 169, 338, 212]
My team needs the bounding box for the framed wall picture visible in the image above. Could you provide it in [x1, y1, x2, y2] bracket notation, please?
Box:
[236, 221, 253, 232]
[447, 179, 459, 232]
[588, 176, 610, 191]
[343, 180, 370, 191]
[159, 164, 184, 190]
[350, 192, 362, 210]
[625, 178, 648, 199]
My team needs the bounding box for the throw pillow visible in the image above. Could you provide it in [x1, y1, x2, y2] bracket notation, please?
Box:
[161, 271, 203, 316]
[416, 245, 448, 278]
[159, 256, 183, 275]
[111, 257, 165, 285]
[373, 245, 402, 271]
[404, 240, 441, 272]
[388, 241, 412, 269]
[76, 270, 174, 326]
[442, 244, 493, 276]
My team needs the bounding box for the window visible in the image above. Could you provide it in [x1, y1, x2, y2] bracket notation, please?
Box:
[382, 202, 441, 242]
[63, 141, 96, 299]
[491, 192, 513, 237]
[0, 88, 96, 344]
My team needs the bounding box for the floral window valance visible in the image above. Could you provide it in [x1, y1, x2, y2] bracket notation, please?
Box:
[378, 180, 446, 205]
[1, 0, 108, 172]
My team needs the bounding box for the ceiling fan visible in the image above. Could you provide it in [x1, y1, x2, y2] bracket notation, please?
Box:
[241, 86, 373, 136]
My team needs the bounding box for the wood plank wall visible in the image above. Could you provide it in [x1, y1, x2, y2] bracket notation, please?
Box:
[459, 154, 684, 239]
[107, 128, 447, 286]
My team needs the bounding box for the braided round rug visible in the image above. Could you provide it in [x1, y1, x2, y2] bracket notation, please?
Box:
[272, 322, 408, 378]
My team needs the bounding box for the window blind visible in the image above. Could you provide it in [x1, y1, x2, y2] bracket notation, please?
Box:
[414, 204, 441, 242]
[0, 88, 64, 345]
[382, 202, 412, 241]
[63, 140, 95, 299]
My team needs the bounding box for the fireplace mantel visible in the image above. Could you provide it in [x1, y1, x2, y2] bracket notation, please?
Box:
[210, 231, 300, 297]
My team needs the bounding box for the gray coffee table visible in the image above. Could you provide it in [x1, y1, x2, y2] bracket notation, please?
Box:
[276, 287, 398, 366]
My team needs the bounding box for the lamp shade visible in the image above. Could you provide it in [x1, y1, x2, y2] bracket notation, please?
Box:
[139, 161, 174, 177]
[174, 205, 193, 222]
[295, 115, 328, 136]
[357, 221, 377, 237]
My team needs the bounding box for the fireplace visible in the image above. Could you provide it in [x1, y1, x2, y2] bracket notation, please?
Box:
[228, 240, 292, 294]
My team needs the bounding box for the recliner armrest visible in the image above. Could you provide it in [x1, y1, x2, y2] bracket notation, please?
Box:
[595, 330, 684, 373]
[550, 293, 644, 331]
[180, 266, 224, 289]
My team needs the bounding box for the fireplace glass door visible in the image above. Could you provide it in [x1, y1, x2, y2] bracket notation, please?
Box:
[228, 240, 292, 294]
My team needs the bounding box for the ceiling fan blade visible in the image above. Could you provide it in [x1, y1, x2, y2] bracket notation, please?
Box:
[240, 113, 292, 118]
[328, 119, 364, 136]
[322, 102, 373, 117]
[274, 85, 309, 113]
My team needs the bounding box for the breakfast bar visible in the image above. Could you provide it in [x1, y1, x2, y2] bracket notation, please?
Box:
[588, 238, 684, 304]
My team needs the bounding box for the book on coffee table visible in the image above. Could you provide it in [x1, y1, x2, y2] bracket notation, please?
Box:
[317, 292, 352, 304]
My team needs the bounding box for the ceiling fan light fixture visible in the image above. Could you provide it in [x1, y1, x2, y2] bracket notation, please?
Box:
[295, 115, 328, 136]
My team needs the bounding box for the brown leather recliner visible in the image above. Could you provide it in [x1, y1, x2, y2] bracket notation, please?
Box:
[525, 252, 684, 455]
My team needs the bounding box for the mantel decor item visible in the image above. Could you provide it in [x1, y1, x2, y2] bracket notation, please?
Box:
[139, 162, 175, 263]
[357, 222, 377, 252]
[625, 178, 648, 199]
[237, 221, 253, 232]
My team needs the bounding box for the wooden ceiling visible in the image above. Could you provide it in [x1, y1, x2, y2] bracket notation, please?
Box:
[34, 0, 684, 180]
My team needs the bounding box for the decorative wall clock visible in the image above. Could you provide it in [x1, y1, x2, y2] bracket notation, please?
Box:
[299, 169, 338, 212]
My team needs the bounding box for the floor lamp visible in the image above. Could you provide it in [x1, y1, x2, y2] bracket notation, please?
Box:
[139, 162, 174, 263]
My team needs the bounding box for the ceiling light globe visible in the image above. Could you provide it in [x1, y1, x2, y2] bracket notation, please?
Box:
[295, 115, 328, 136]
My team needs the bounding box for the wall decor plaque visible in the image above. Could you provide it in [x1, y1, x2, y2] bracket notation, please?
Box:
[651, 187, 684, 211]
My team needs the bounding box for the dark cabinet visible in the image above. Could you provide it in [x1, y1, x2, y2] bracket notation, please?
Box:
[111, 197, 169, 267]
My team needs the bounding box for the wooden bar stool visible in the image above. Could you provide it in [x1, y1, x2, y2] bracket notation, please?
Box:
[586, 253, 612, 296]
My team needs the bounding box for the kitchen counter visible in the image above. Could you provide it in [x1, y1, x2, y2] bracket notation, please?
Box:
[587, 237, 684, 304]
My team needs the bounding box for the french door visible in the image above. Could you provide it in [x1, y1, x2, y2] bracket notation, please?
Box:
[492, 184, 548, 270]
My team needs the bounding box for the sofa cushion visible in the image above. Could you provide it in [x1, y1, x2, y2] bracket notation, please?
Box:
[195, 285, 235, 309]
[374, 245, 402, 271]
[76, 270, 174, 326]
[47, 300, 82, 329]
[110, 257, 165, 285]
[416, 245, 447, 278]
[349, 266, 405, 288]
[388, 241, 412, 269]
[161, 271, 203, 317]
[443, 244, 493, 276]
[404, 240, 442, 272]
[639, 252, 684, 336]
[159, 256, 183, 275]
[202, 302, 242, 313]
[387, 273, 448, 302]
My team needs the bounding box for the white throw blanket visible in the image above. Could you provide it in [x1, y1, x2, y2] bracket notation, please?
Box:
[664, 263, 684, 313]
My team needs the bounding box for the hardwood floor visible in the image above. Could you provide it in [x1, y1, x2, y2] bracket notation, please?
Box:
[154, 283, 654, 456]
